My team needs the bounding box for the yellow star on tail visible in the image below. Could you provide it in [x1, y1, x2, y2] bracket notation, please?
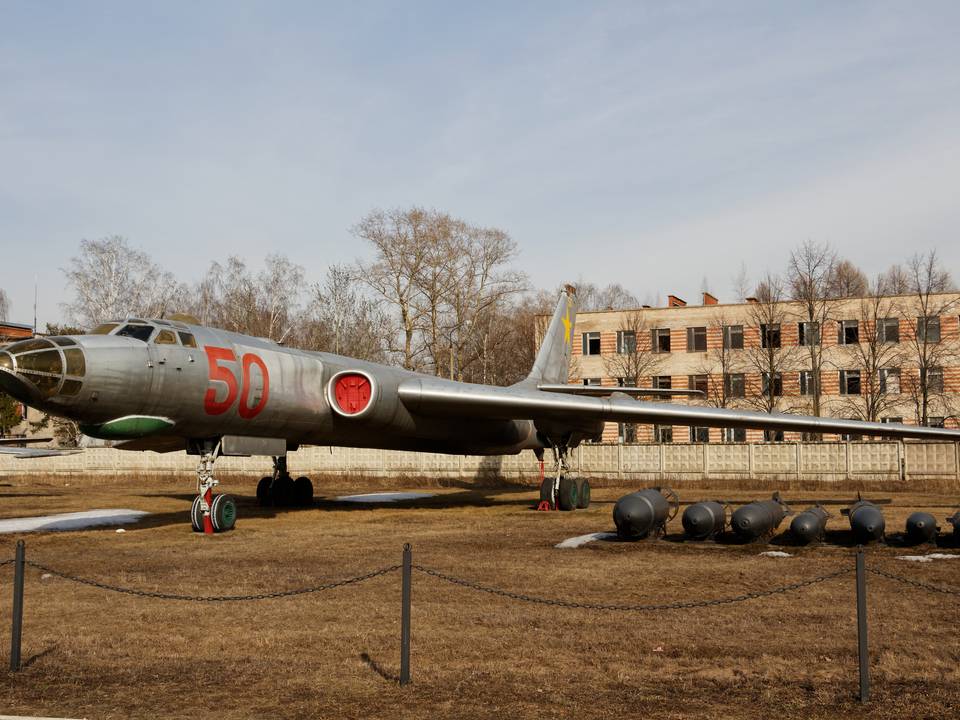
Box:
[561, 302, 572, 345]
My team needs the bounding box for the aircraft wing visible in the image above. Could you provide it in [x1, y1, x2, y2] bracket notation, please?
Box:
[537, 384, 704, 398]
[0, 446, 83, 458]
[398, 378, 960, 441]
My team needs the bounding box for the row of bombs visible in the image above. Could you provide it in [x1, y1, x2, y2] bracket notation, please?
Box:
[612, 487, 960, 545]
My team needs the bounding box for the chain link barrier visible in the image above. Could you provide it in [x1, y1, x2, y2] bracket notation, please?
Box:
[867, 566, 960, 597]
[0, 558, 13, 568]
[413, 564, 852, 611]
[24, 560, 401, 602]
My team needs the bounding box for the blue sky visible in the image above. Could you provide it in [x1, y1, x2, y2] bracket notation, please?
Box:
[3, 1, 960, 324]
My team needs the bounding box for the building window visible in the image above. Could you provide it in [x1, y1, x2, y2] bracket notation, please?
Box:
[881, 417, 903, 425]
[917, 316, 941, 343]
[652, 328, 671, 353]
[724, 373, 745, 398]
[723, 427, 746, 442]
[654, 425, 673, 443]
[619, 422, 637, 443]
[582, 332, 601, 356]
[877, 318, 899, 344]
[616, 377, 629, 387]
[583, 377, 602, 386]
[616, 330, 636, 354]
[723, 325, 744, 350]
[879, 368, 900, 395]
[801, 432, 822, 441]
[838, 320, 860, 345]
[924, 366, 944, 393]
[798, 321, 820, 346]
[686, 326, 707, 352]
[761, 324, 781, 349]
[690, 426, 710, 443]
[762, 372, 783, 397]
[764, 429, 784, 442]
[799, 370, 818, 396]
[840, 369, 861, 395]
[688, 374, 708, 395]
[653, 375, 672, 390]
[927, 416, 945, 428]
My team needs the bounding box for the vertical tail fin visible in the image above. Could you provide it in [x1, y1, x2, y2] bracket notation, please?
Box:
[519, 285, 577, 386]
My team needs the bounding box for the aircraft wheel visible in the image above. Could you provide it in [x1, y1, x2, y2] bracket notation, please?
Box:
[273, 475, 295, 506]
[211, 494, 237, 532]
[294, 476, 314, 506]
[190, 495, 205, 532]
[557, 476, 578, 511]
[539, 477, 554, 507]
[256, 476, 273, 506]
[576, 478, 591, 509]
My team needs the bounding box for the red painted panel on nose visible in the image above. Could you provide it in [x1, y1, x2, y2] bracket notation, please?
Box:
[334, 374, 372, 414]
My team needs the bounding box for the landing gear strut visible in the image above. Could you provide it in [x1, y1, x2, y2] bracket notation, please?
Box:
[190, 443, 237, 534]
[257, 456, 314, 508]
[538, 442, 590, 511]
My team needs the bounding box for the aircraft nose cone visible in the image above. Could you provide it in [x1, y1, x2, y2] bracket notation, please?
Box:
[613, 495, 654, 539]
[906, 512, 938, 544]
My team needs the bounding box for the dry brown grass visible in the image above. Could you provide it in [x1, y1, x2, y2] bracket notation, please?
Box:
[0, 473, 957, 719]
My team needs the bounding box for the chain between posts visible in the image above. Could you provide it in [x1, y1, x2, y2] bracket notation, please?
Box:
[24, 560, 401, 602]
[867, 566, 960, 596]
[0, 558, 13, 567]
[413, 564, 853, 611]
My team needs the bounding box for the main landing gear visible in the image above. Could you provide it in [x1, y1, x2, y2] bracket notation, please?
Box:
[538, 444, 591, 511]
[256, 456, 314, 508]
[190, 445, 237, 534]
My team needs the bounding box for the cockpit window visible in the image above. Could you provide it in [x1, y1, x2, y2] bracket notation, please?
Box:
[10, 339, 53, 353]
[155, 330, 178, 345]
[17, 350, 63, 375]
[63, 349, 86, 376]
[115, 324, 155, 342]
[51, 337, 77, 346]
[91, 323, 120, 335]
[178, 332, 198, 348]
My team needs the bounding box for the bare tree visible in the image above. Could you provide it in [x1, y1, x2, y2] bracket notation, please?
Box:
[834, 280, 906, 424]
[603, 310, 664, 387]
[694, 313, 744, 409]
[879, 263, 912, 295]
[302, 264, 388, 362]
[826, 259, 869, 298]
[787, 240, 835, 418]
[62, 236, 187, 328]
[0, 288, 9, 321]
[899, 251, 959, 426]
[742, 274, 799, 415]
[575, 281, 640, 311]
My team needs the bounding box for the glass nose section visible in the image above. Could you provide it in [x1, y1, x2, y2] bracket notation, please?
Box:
[1, 337, 86, 400]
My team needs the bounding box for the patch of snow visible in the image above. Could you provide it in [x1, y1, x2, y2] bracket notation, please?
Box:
[333, 492, 436, 504]
[115, 528, 126, 533]
[0, 509, 149, 534]
[896, 553, 960, 563]
[759, 551, 793, 558]
[555, 532, 618, 549]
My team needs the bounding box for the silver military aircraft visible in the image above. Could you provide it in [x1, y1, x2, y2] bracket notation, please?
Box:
[2, 286, 959, 534]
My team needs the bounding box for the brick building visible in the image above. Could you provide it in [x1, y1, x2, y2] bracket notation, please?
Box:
[566, 291, 960, 443]
[0, 320, 44, 439]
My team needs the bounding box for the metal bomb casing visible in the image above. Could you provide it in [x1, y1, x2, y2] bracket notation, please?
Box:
[790, 505, 829, 545]
[905, 512, 939, 545]
[613, 487, 678, 540]
[731, 493, 789, 542]
[681, 501, 727, 540]
[845, 499, 885, 544]
[948, 510, 960, 537]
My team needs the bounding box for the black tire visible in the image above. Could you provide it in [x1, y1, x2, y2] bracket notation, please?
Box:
[576, 478, 591, 509]
[539, 477, 554, 506]
[293, 476, 314, 506]
[256, 476, 273, 506]
[557, 476, 578, 511]
[273, 475, 295, 506]
[211, 494, 237, 532]
[190, 495, 205, 532]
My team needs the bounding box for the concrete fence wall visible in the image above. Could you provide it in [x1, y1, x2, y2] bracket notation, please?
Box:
[2, 442, 960, 484]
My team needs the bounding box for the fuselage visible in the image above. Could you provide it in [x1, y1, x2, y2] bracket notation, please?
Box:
[0, 318, 547, 456]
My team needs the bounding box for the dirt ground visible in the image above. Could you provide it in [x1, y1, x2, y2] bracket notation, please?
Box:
[0, 473, 957, 719]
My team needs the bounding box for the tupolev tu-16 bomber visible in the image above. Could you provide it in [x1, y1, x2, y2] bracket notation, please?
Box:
[3, 4, 960, 718]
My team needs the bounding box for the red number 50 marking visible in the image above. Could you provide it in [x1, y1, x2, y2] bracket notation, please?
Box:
[203, 347, 270, 419]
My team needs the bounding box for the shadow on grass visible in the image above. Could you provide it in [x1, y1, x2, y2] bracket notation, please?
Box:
[359, 652, 399, 683]
[21, 644, 57, 669]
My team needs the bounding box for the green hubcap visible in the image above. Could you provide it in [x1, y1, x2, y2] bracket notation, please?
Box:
[220, 499, 236, 528]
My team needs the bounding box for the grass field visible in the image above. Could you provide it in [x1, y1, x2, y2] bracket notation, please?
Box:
[0, 473, 958, 719]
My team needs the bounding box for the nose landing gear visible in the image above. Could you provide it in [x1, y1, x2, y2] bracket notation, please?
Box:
[191, 445, 236, 534]
[256, 456, 314, 508]
[538, 443, 591, 511]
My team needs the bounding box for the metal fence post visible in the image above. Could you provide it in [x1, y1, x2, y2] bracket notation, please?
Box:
[855, 546, 869, 703]
[400, 543, 411, 686]
[10, 539, 25, 672]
